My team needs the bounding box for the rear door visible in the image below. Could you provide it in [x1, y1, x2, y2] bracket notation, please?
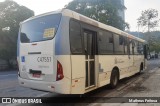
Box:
[70, 20, 98, 93]
[83, 30, 97, 89]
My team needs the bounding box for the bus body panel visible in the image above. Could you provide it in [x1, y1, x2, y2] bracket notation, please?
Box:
[54, 16, 72, 80]
[71, 56, 85, 79]
[134, 55, 144, 70]
[98, 55, 129, 87]
[18, 13, 72, 93]
[98, 72, 110, 87]
[19, 39, 57, 81]
[19, 76, 71, 94]
[71, 77, 85, 94]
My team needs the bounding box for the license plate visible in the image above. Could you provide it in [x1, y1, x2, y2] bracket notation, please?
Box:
[32, 74, 41, 78]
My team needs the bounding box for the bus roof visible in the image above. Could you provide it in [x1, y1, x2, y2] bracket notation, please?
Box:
[21, 9, 146, 43]
[61, 9, 146, 43]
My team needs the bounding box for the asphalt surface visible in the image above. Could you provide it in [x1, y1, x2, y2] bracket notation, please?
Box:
[0, 71, 48, 97]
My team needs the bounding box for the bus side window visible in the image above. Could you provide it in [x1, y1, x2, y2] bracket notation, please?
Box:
[70, 20, 83, 54]
[98, 30, 113, 54]
[114, 34, 124, 54]
[124, 37, 128, 54]
[98, 30, 107, 54]
[137, 42, 144, 55]
[133, 40, 138, 55]
[129, 39, 133, 55]
[107, 32, 114, 54]
[127, 38, 131, 55]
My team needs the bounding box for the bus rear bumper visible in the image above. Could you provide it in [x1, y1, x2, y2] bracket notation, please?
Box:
[18, 77, 71, 94]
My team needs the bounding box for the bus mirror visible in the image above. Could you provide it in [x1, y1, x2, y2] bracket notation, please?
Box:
[144, 45, 148, 59]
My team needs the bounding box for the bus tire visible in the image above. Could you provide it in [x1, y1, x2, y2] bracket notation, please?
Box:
[110, 69, 119, 89]
[139, 63, 143, 74]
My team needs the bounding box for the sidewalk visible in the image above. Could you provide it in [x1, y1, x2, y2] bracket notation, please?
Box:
[125, 67, 160, 97]
[90, 67, 160, 106]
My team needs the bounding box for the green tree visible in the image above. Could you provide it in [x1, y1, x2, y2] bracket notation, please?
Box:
[145, 31, 160, 53]
[137, 9, 159, 53]
[137, 8, 159, 32]
[0, 0, 34, 68]
[65, 0, 127, 30]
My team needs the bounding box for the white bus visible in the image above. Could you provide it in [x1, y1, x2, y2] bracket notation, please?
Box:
[17, 9, 148, 94]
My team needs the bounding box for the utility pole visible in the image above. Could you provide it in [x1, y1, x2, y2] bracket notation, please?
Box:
[148, 19, 150, 32]
[138, 24, 140, 38]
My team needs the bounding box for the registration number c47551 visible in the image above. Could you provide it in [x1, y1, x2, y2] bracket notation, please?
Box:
[37, 57, 51, 62]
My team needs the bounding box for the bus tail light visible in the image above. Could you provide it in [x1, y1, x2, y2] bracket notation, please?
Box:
[56, 61, 64, 81]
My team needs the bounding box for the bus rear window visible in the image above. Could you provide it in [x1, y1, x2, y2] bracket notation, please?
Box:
[20, 13, 62, 43]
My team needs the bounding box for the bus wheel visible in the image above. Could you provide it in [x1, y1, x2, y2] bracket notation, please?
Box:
[110, 69, 119, 89]
[139, 63, 143, 74]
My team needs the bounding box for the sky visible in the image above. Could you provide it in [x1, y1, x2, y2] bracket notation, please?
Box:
[0, 0, 160, 32]
[125, 0, 160, 32]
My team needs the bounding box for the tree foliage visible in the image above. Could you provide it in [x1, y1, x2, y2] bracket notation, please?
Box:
[137, 9, 160, 53]
[65, 0, 127, 30]
[137, 9, 159, 32]
[0, 0, 34, 68]
[145, 31, 160, 53]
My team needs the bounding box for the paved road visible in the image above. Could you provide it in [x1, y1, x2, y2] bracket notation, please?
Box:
[0, 71, 48, 97]
[89, 59, 160, 106]
[146, 59, 160, 71]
